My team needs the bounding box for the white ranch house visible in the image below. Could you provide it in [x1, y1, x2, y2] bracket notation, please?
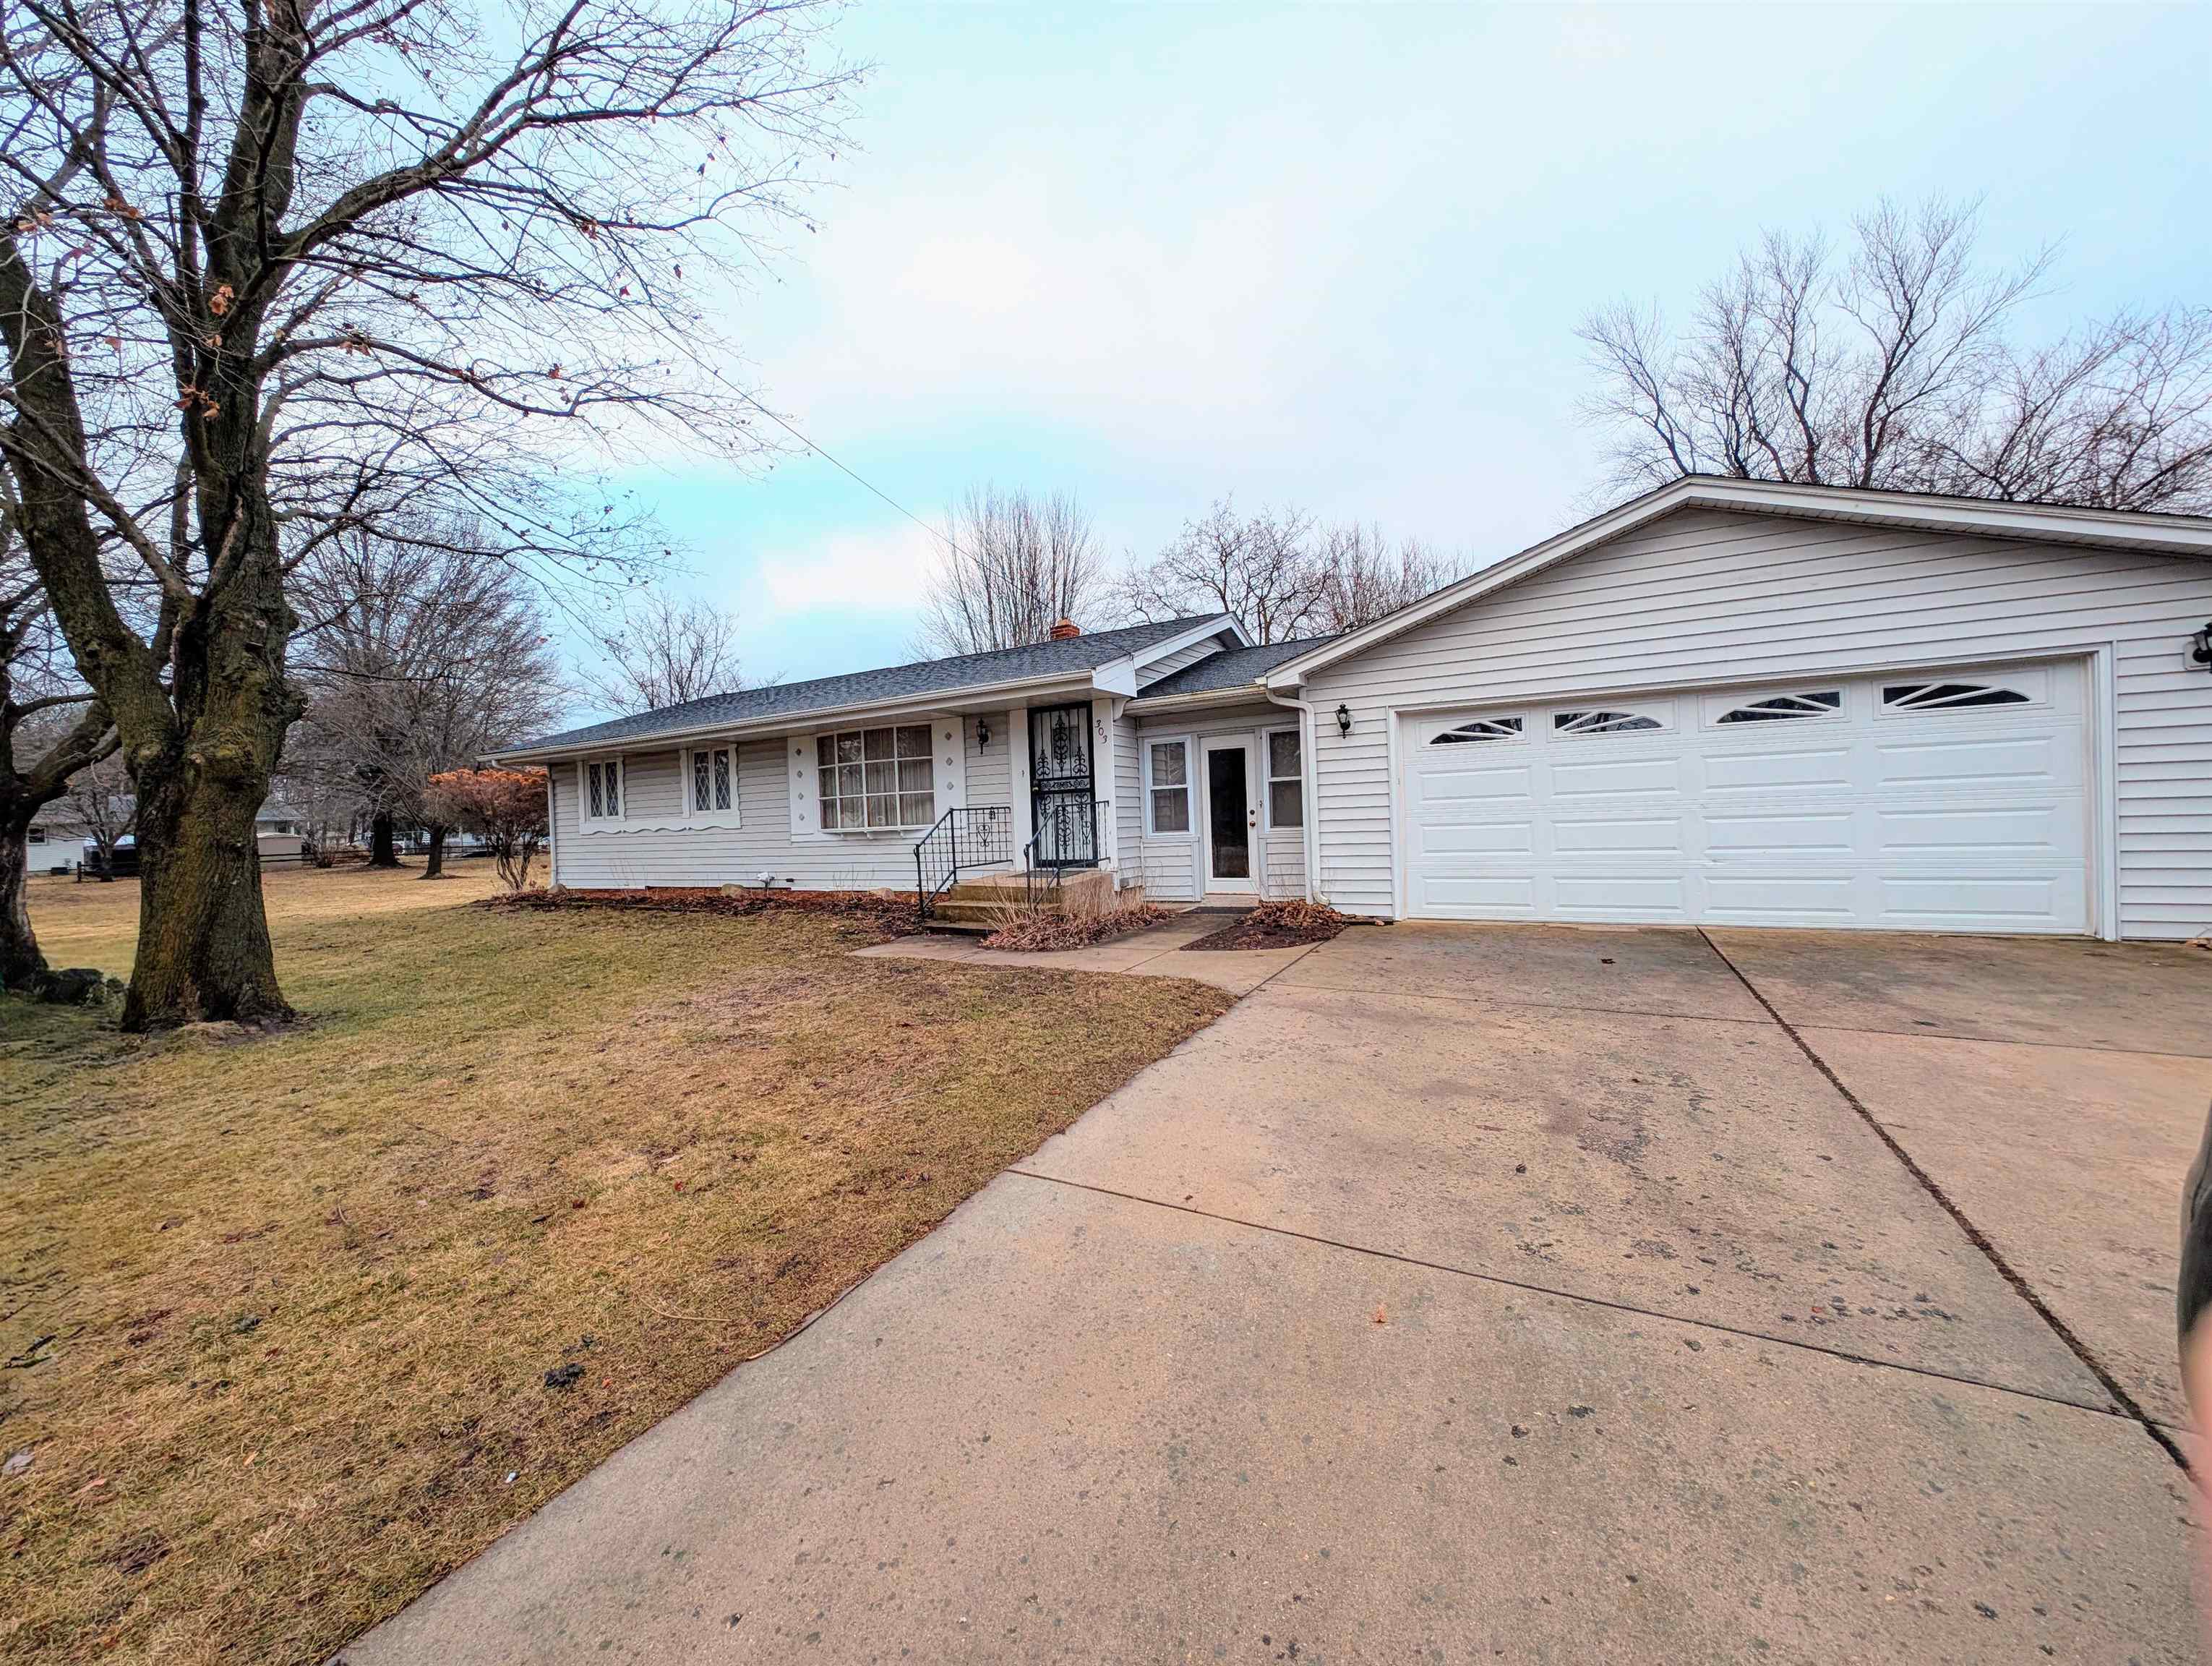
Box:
[494, 478, 2212, 941]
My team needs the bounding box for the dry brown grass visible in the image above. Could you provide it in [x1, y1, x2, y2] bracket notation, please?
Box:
[0, 866, 1231, 1665]
[21, 859, 515, 981]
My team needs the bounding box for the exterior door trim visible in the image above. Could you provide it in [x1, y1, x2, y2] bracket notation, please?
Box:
[1200, 734, 1259, 894]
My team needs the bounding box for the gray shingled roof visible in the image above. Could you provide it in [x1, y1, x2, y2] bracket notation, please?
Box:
[509, 615, 1225, 755]
[1135, 636, 1339, 698]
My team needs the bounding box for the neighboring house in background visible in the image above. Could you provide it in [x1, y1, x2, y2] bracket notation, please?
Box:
[20, 797, 310, 869]
[493, 477, 2212, 941]
[23, 806, 89, 871]
[254, 801, 312, 860]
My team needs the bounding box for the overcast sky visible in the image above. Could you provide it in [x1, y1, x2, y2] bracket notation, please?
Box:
[585, 1, 2211, 699]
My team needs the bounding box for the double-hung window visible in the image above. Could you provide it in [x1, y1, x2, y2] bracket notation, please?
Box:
[581, 756, 625, 828]
[1144, 738, 1191, 834]
[685, 741, 740, 828]
[817, 724, 935, 830]
[1264, 728, 1303, 829]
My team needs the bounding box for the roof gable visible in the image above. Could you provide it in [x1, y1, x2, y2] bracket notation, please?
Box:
[1135, 636, 1339, 700]
[1265, 477, 2212, 688]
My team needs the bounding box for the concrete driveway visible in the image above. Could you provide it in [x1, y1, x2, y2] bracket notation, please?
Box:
[340, 923, 2211, 1665]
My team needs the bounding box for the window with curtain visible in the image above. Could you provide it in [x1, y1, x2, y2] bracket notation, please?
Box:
[816, 724, 935, 829]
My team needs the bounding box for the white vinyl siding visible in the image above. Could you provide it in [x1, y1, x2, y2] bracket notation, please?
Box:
[1113, 708, 1144, 891]
[965, 713, 1015, 868]
[552, 712, 1005, 892]
[1303, 506, 2212, 938]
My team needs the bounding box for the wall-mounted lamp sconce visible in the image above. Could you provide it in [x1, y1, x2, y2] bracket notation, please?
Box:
[975, 717, 993, 748]
[1334, 703, 1353, 738]
[2192, 621, 2212, 670]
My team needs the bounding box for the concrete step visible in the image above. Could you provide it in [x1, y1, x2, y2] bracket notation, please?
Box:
[931, 901, 1024, 925]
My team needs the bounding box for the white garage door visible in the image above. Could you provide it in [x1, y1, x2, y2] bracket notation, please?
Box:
[1401, 661, 2092, 934]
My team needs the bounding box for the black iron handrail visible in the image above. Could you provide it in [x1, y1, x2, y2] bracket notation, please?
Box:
[1027, 796, 1100, 872]
[1021, 839, 1061, 914]
[914, 805, 1013, 920]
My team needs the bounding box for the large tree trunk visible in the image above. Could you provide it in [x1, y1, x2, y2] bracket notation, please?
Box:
[0, 815, 43, 990]
[368, 811, 398, 868]
[421, 824, 448, 879]
[124, 767, 289, 1028]
[0, 12, 304, 1033]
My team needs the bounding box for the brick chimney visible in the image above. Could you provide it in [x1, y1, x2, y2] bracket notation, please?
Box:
[1049, 618, 1081, 640]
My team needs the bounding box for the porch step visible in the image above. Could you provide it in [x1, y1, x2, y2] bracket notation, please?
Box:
[931, 900, 1022, 925]
[927, 867, 1117, 923]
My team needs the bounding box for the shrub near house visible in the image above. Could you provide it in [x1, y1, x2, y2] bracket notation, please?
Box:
[425, 769, 550, 889]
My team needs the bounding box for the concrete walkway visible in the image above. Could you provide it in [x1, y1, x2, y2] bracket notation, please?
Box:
[340, 923, 2208, 1665]
[852, 913, 1325, 996]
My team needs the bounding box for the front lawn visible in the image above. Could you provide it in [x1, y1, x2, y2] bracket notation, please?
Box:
[0, 866, 1231, 1665]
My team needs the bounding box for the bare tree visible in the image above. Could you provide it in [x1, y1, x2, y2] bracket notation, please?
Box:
[583, 591, 747, 714]
[1313, 525, 1469, 633]
[917, 486, 1104, 655]
[1116, 500, 1326, 645]
[0, 0, 854, 1028]
[294, 527, 565, 879]
[1, 536, 112, 983]
[1579, 196, 2212, 512]
[61, 746, 134, 871]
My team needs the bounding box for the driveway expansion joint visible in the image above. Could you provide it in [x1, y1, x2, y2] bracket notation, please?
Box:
[1263, 977, 1774, 1026]
[1003, 1167, 2137, 1424]
[1694, 927, 2191, 1474]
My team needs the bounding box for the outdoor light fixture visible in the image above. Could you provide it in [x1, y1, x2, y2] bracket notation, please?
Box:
[976, 716, 992, 748]
[1335, 703, 1353, 738]
[2193, 621, 2212, 670]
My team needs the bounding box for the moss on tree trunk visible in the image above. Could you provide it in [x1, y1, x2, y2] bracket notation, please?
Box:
[124, 768, 290, 1028]
[0, 818, 43, 989]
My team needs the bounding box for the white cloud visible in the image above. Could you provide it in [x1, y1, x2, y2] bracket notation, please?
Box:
[752, 518, 942, 622]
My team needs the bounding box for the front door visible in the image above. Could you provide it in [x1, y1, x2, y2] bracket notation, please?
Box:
[1029, 703, 1098, 868]
[1201, 738, 1256, 893]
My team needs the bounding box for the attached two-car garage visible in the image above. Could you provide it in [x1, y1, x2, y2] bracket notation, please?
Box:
[1274, 481, 2212, 941]
[1400, 660, 2091, 934]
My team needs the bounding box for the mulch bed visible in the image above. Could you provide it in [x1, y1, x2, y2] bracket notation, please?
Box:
[484, 886, 923, 937]
[1180, 899, 1356, 953]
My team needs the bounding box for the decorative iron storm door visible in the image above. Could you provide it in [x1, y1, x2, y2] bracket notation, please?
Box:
[1029, 703, 1099, 869]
